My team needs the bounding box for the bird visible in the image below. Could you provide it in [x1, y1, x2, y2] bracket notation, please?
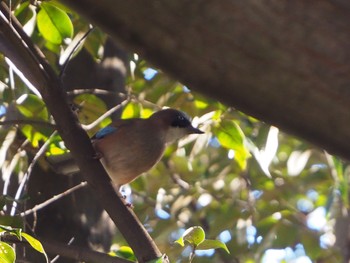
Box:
[88, 108, 203, 190]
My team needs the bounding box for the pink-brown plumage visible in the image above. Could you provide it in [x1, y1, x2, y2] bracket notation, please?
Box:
[92, 109, 203, 189]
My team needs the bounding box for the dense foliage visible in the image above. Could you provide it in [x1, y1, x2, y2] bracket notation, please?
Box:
[0, 1, 346, 262]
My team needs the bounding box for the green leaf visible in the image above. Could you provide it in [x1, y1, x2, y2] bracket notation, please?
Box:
[21, 125, 48, 147]
[0, 216, 23, 229]
[197, 239, 230, 254]
[16, 94, 48, 120]
[84, 28, 106, 59]
[74, 94, 110, 127]
[0, 225, 21, 240]
[194, 98, 209, 109]
[112, 246, 136, 261]
[46, 134, 67, 156]
[14, 1, 34, 26]
[0, 196, 6, 210]
[121, 103, 141, 119]
[176, 226, 206, 247]
[0, 241, 15, 263]
[14, 95, 51, 147]
[21, 233, 48, 262]
[37, 2, 73, 44]
[215, 120, 250, 170]
[146, 254, 168, 263]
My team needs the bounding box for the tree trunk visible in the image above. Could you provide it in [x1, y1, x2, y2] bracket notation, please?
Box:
[60, 0, 350, 161]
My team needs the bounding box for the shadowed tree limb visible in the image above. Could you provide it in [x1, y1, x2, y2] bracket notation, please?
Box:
[60, 0, 350, 161]
[0, 2, 163, 262]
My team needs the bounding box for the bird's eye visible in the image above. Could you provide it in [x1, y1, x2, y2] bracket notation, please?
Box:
[171, 114, 190, 128]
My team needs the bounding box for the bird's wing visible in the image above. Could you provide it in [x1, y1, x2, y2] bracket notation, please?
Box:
[91, 119, 139, 140]
[93, 126, 118, 139]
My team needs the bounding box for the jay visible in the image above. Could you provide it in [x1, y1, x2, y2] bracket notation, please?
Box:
[51, 109, 203, 190]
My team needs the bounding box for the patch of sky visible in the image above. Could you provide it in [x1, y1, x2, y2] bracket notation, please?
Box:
[297, 198, 314, 213]
[250, 189, 263, 200]
[143, 68, 158, 80]
[306, 206, 326, 231]
[0, 105, 6, 116]
[195, 249, 215, 257]
[306, 189, 319, 201]
[246, 225, 256, 245]
[262, 244, 312, 263]
[155, 208, 171, 220]
[197, 193, 212, 208]
[219, 230, 232, 243]
[183, 86, 191, 93]
[209, 137, 221, 148]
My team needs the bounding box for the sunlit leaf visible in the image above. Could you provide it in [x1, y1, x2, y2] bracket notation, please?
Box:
[0, 225, 21, 240]
[146, 255, 168, 263]
[194, 98, 209, 109]
[287, 150, 311, 176]
[16, 94, 48, 120]
[12, 95, 51, 146]
[37, 2, 73, 44]
[0, 241, 15, 263]
[21, 233, 48, 262]
[176, 226, 205, 247]
[84, 28, 106, 59]
[45, 134, 67, 156]
[0, 216, 23, 229]
[252, 126, 279, 177]
[14, 1, 34, 26]
[74, 94, 110, 127]
[121, 103, 141, 119]
[196, 239, 230, 254]
[112, 246, 136, 261]
[215, 120, 250, 170]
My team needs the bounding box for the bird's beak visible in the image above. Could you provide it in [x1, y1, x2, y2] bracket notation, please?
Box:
[188, 126, 204, 134]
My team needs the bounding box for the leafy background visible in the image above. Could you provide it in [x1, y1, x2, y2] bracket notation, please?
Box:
[0, 1, 346, 262]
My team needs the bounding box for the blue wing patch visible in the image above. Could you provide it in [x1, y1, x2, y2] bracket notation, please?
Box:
[94, 126, 118, 139]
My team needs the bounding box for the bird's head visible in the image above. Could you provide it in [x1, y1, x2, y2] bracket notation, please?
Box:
[150, 109, 204, 143]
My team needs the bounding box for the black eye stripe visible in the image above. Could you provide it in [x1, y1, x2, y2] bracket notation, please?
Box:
[171, 114, 191, 128]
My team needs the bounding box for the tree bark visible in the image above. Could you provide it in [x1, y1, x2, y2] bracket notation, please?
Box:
[59, 0, 350, 161]
[0, 3, 163, 262]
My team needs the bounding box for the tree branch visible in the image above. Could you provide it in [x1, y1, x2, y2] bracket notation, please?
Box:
[20, 181, 88, 217]
[59, 0, 350, 161]
[3, 235, 132, 263]
[0, 120, 56, 129]
[0, 3, 162, 262]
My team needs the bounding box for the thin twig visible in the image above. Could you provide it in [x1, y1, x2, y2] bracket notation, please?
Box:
[20, 181, 87, 217]
[59, 26, 94, 80]
[0, 119, 56, 129]
[10, 131, 58, 216]
[67, 88, 118, 96]
[82, 99, 129, 131]
[2, 235, 130, 263]
[0, 3, 164, 260]
[51, 237, 75, 263]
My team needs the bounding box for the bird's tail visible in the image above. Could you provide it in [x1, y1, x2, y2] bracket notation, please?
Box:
[46, 153, 80, 175]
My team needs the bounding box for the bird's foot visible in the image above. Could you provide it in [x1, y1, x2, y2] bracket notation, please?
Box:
[92, 152, 103, 160]
[125, 202, 134, 209]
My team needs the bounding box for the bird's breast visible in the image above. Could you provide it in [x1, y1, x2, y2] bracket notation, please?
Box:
[93, 131, 165, 185]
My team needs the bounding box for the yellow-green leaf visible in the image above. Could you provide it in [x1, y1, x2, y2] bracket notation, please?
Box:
[176, 226, 206, 247]
[16, 94, 48, 120]
[196, 239, 230, 254]
[215, 120, 250, 169]
[37, 2, 73, 44]
[121, 103, 141, 119]
[21, 233, 48, 262]
[73, 94, 109, 126]
[146, 254, 168, 263]
[112, 246, 136, 261]
[0, 241, 15, 263]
